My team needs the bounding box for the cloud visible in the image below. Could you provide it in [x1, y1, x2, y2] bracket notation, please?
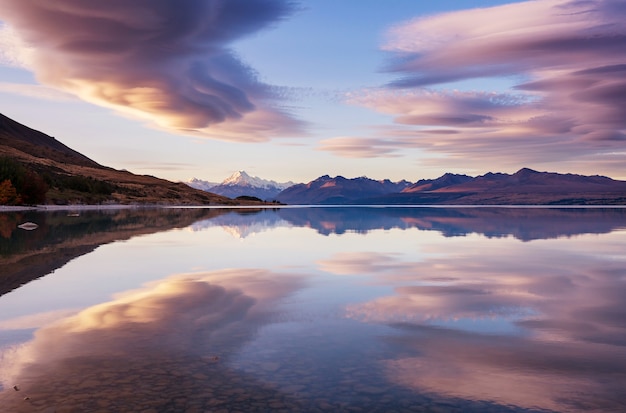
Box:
[317, 136, 405, 158]
[333, 0, 626, 176]
[0, 0, 305, 142]
[383, 0, 625, 89]
[0, 82, 77, 101]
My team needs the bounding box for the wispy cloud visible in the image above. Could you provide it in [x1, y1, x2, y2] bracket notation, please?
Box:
[317, 136, 405, 158]
[0, 0, 305, 142]
[0, 82, 76, 101]
[326, 0, 626, 176]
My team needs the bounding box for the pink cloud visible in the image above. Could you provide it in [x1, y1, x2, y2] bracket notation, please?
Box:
[0, 0, 305, 142]
[317, 136, 405, 158]
[327, 0, 626, 177]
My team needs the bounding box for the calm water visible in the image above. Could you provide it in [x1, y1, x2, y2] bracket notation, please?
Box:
[1, 206, 625, 412]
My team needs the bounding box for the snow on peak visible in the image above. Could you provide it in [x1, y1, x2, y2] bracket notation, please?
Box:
[221, 171, 294, 190]
[186, 177, 218, 191]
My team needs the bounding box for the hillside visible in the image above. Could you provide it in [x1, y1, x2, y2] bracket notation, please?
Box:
[0, 113, 101, 168]
[0, 113, 252, 206]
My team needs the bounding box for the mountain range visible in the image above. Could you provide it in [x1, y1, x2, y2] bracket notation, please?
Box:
[189, 168, 626, 205]
[273, 169, 626, 205]
[1, 112, 625, 206]
[187, 171, 295, 201]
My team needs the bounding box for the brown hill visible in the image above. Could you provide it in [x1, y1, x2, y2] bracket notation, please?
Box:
[0, 113, 250, 206]
[0, 113, 101, 168]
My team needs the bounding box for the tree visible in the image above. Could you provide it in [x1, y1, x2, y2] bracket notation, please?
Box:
[0, 157, 48, 205]
[0, 179, 21, 205]
[20, 170, 48, 204]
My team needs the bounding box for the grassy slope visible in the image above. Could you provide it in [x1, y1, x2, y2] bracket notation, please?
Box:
[0, 113, 256, 205]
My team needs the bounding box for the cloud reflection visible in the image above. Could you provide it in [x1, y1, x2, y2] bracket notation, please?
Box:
[338, 237, 626, 411]
[317, 252, 408, 276]
[383, 325, 626, 412]
[0, 269, 305, 409]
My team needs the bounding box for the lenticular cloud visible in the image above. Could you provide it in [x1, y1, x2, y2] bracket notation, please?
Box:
[352, 0, 626, 173]
[381, 0, 626, 141]
[0, 0, 303, 141]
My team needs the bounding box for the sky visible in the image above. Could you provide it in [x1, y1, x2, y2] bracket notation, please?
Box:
[0, 0, 624, 184]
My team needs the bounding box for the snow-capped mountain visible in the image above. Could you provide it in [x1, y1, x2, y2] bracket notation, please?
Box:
[186, 177, 219, 192]
[187, 171, 297, 201]
[221, 171, 295, 190]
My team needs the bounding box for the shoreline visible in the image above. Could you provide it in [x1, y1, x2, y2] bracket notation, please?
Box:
[0, 204, 147, 212]
[0, 203, 284, 212]
[2, 203, 626, 213]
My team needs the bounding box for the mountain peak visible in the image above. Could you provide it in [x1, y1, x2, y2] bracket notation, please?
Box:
[223, 170, 253, 185]
[514, 167, 540, 175]
[187, 171, 297, 201]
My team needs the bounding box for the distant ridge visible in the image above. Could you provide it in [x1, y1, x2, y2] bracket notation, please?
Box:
[403, 173, 473, 192]
[276, 169, 626, 205]
[275, 175, 411, 204]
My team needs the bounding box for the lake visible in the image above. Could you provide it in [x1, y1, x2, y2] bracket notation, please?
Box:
[1, 206, 625, 412]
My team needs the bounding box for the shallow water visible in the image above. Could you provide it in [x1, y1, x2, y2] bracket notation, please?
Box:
[1, 206, 625, 412]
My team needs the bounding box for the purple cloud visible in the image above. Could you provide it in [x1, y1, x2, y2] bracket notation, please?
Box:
[0, 0, 305, 141]
[328, 0, 626, 177]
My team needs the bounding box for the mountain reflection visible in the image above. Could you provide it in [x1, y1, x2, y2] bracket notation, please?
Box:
[0, 269, 306, 412]
[339, 234, 626, 411]
[184, 206, 626, 241]
[277, 207, 626, 240]
[0, 208, 258, 296]
[190, 208, 288, 238]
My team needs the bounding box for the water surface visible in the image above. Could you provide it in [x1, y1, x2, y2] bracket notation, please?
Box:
[1, 207, 625, 412]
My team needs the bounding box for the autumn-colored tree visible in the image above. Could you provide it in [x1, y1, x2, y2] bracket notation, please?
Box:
[0, 157, 48, 204]
[0, 179, 21, 205]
